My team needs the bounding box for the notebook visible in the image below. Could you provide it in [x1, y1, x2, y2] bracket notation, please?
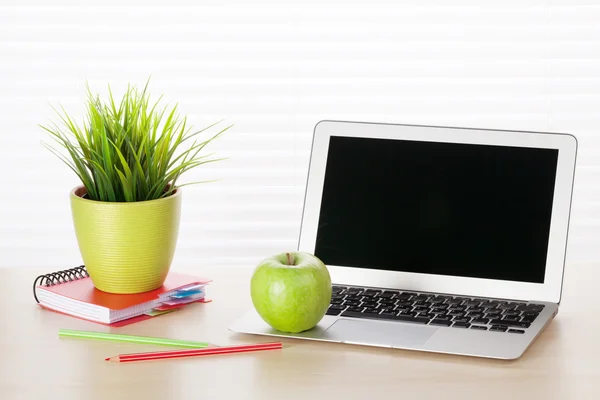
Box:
[33, 265, 211, 326]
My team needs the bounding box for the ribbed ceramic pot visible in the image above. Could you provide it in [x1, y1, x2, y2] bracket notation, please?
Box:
[70, 185, 182, 294]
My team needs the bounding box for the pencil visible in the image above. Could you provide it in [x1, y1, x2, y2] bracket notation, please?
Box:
[59, 329, 210, 349]
[105, 342, 283, 363]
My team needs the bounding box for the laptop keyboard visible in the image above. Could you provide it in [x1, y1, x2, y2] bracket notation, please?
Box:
[326, 286, 545, 334]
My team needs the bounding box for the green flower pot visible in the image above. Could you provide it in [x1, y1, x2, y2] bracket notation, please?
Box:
[70, 185, 182, 294]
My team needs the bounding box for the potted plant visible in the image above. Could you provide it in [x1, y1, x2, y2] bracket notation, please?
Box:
[40, 81, 231, 294]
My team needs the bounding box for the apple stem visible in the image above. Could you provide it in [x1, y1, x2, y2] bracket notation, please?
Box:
[286, 252, 294, 266]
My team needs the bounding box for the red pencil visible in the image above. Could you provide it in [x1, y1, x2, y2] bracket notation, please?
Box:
[105, 342, 283, 363]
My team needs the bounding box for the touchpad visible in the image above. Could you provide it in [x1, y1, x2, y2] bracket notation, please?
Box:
[323, 318, 437, 348]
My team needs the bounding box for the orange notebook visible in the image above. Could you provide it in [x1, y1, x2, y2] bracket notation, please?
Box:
[33, 266, 210, 326]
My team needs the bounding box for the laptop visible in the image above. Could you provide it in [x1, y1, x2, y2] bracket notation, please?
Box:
[230, 120, 577, 360]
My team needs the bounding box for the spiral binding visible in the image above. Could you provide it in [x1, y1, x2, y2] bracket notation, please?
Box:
[33, 265, 89, 303]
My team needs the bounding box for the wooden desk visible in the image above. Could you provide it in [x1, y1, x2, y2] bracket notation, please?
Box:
[1, 264, 598, 400]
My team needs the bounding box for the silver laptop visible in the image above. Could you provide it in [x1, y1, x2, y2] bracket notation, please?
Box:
[230, 120, 577, 360]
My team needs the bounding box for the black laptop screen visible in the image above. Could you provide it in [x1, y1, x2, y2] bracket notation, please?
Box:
[313, 135, 559, 284]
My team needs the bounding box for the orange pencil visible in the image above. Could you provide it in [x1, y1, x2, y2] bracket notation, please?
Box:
[105, 342, 283, 363]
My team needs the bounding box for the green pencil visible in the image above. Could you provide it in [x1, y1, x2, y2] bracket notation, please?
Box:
[58, 329, 210, 349]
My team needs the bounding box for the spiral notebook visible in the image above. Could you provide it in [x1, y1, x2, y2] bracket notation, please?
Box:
[33, 266, 211, 326]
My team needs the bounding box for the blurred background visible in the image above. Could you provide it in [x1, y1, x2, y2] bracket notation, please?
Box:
[0, 0, 598, 270]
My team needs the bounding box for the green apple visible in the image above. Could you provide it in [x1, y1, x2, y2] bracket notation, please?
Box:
[250, 251, 332, 333]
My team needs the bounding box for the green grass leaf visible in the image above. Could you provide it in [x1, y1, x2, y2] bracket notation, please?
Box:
[40, 79, 229, 202]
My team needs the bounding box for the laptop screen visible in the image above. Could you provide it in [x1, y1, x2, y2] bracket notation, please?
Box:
[314, 135, 559, 284]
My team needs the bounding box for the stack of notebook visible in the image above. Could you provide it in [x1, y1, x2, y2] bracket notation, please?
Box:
[33, 266, 211, 327]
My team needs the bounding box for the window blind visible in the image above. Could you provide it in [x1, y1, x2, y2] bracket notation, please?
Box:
[0, 0, 598, 269]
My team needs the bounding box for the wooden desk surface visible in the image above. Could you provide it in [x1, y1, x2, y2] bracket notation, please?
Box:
[1, 263, 599, 400]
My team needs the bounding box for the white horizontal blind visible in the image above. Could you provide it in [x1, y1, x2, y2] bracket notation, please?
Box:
[0, 0, 598, 270]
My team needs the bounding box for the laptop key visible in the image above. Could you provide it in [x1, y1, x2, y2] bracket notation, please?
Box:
[452, 322, 470, 328]
[472, 318, 490, 325]
[379, 312, 398, 318]
[526, 305, 545, 312]
[466, 312, 484, 318]
[340, 310, 430, 324]
[346, 306, 364, 312]
[345, 295, 362, 301]
[379, 291, 397, 298]
[489, 319, 531, 328]
[399, 311, 417, 317]
[480, 301, 499, 308]
[466, 306, 484, 312]
[364, 290, 382, 297]
[448, 311, 465, 317]
[516, 304, 544, 313]
[508, 329, 525, 334]
[470, 325, 487, 330]
[522, 311, 539, 317]
[413, 304, 429, 310]
[521, 314, 538, 323]
[326, 307, 343, 316]
[394, 315, 431, 324]
[452, 317, 471, 323]
[489, 325, 508, 332]
[499, 303, 516, 310]
[430, 319, 453, 326]
[485, 311, 501, 319]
